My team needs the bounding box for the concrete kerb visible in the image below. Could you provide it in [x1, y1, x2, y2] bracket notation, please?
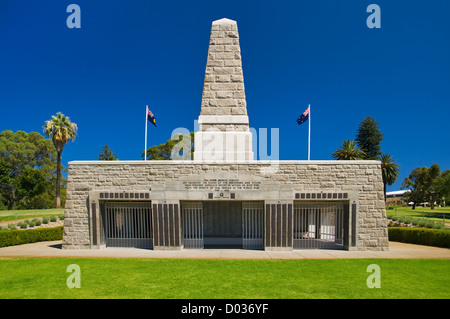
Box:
[0, 241, 449, 259]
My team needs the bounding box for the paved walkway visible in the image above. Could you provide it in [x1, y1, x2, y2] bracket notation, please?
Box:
[0, 241, 449, 259]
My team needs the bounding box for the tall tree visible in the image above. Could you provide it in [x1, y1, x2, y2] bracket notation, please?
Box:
[44, 112, 77, 208]
[331, 140, 364, 160]
[401, 167, 424, 210]
[98, 145, 118, 160]
[433, 170, 450, 206]
[0, 159, 16, 210]
[355, 116, 384, 160]
[15, 166, 47, 209]
[143, 132, 194, 160]
[0, 130, 56, 209]
[424, 164, 441, 209]
[402, 164, 443, 209]
[379, 153, 400, 201]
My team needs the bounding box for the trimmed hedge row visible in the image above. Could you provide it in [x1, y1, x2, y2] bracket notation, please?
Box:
[2, 226, 448, 249]
[388, 227, 450, 249]
[0, 226, 63, 248]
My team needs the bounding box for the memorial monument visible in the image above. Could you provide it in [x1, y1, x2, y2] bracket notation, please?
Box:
[194, 18, 253, 162]
[63, 18, 389, 251]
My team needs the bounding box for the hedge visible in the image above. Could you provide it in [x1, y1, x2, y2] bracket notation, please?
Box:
[0, 226, 63, 248]
[388, 227, 450, 249]
[2, 226, 448, 249]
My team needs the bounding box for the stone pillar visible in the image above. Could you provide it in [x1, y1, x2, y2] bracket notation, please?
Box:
[88, 194, 101, 249]
[194, 18, 254, 162]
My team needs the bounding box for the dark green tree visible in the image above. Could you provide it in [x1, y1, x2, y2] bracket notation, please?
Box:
[425, 164, 441, 209]
[433, 170, 450, 206]
[0, 130, 56, 209]
[402, 164, 443, 209]
[355, 116, 384, 160]
[98, 145, 118, 160]
[401, 167, 424, 210]
[143, 132, 194, 160]
[16, 166, 47, 209]
[0, 160, 15, 210]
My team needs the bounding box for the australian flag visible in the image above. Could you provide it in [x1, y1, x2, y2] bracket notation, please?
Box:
[297, 106, 310, 125]
[147, 109, 157, 127]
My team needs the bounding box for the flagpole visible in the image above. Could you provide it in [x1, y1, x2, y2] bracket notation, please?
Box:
[308, 104, 311, 161]
[144, 105, 148, 161]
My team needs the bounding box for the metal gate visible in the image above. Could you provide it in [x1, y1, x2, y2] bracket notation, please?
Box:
[242, 202, 264, 249]
[293, 202, 344, 249]
[103, 201, 153, 248]
[182, 202, 204, 249]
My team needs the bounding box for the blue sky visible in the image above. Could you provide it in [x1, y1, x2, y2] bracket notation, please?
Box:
[0, 0, 449, 191]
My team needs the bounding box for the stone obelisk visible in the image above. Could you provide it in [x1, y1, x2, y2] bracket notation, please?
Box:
[193, 18, 254, 162]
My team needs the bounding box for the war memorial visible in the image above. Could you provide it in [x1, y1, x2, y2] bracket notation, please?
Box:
[62, 18, 389, 252]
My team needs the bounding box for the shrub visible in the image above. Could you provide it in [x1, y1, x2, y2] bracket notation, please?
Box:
[32, 218, 41, 227]
[0, 226, 63, 248]
[42, 216, 49, 224]
[387, 215, 447, 230]
[18, 222, 28, 229]
[388, 227, 450, 248]
[434, 222, 447, 230]
[8, 223, 17, 230]
[49, 215, 57, 222]
[424, 220, 436, 228]
[397, 216, 413, 224]
[58, 214, 65, 220]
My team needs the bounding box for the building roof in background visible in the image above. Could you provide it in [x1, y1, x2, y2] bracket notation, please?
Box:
[386, 190, 409, 197]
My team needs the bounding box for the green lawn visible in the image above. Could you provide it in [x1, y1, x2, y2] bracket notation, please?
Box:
[386, 206, 449, 223]
[0, 257, 448, 299]
[0, 209, 64, 223]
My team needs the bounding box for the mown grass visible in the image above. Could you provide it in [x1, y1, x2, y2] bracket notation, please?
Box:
[387, 206, 449, 221]
[0, 257, 448, 299]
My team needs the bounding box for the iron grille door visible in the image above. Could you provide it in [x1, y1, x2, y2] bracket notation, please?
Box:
[242, 202, 264, 249]
[103, 201, 153, 248]
[182, 202, 204, 249]
[293, 202, 344, 249]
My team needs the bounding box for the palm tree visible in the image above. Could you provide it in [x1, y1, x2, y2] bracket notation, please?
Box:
[331, 140, 364, 160]
[44, 112, 77, 208]
[380, 153, 400, 201]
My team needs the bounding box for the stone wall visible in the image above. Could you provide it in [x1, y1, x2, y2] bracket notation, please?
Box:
[63, 160, 389, 251]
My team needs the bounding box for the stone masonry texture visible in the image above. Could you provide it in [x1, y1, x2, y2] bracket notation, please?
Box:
[200, 18, 248, 123]
[194, 18, 253, 161]
[63, 160, 389, 251]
